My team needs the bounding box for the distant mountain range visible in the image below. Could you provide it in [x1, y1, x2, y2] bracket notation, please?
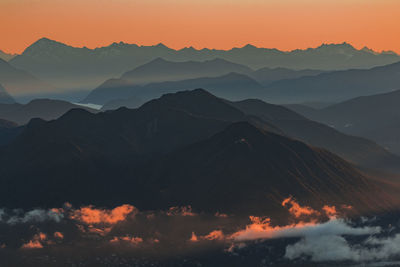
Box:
[264, 61, 400, 103]
[8, 38, 400, 94]
[249, 67, 325, 86]
[0, 50, 16, 61]
[287, 89, 400, 155]
[84, 71, 264, 106]
[83, 57, 400, 108]
[0, 58, 55, 100]
[0, 89, 393, 213]
[0, 98, 97, 125]
[121, 57, 253, 84]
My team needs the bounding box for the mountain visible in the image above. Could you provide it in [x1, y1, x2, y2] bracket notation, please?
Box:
[10, 38, 400, 93]
[0, 92, 388, 214]
[249, 67, 325, 86]
[140, 122, 386, 215]
[229, 99, 400, 173]
[0, 99, 97, 125]
[0, 100, 235, 208]
[0, 58, 55, 98]
[100, 95, 143, 111]
[0, 83, 15, 104]
[96, 89, 400, 173]
[84, 72, 264, 106]
[0, 50, 16, 61]
[121, 57, 253, 84]
[263, 61, 400, 103]
[287, 90, 400, 155]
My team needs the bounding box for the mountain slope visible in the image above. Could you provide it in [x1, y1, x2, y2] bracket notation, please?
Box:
[0, 50, 15, 61]
[0, 58, 55, 98]
[98, 89, 400, 173]
[84, 72, 264, 106]
[0, 103, 388, 215]
[0, 83, 15, 104]
[264, 61, 400, 103]
[288, 90, 400, 154]
[0, 99, 98, 125]
[229, 99, 400, 173]
[137, 122, 388, 215]
[121, 57, 253, 84]
[0, 99, 235, 208]
[249, 67, 325, 86]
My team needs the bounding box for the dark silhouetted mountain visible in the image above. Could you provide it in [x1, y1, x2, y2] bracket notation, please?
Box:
[0, 58, 55, 98]
[264, 61, 400, 103]
[84, 72, 264, 106]
[0, 50, 16, 61]
[0, 99, 97, 125]
[0, 98, 234, 208]
[249, 67, 325, 86]
[96, 89, 400, 173]
[229, 99, 400, 173]
[100, 95, 143, 111]
[121, 57, 253, 84]
[10, 38, 400, 93]
[0, 83, 15, 104]
[0, 100, 388, 214]
[138, 122, 388, 215]
[288, 90, 400, 155]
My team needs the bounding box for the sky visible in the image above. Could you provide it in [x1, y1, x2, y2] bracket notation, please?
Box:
[1, 0, 400, 54]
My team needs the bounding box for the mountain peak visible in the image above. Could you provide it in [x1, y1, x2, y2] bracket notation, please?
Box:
[32, 37, 65, 47]
[22, 37, 69, 55]
[155, 43, 169, 48]
[317, 42, 356, 50]
[242, 44, 257, 49]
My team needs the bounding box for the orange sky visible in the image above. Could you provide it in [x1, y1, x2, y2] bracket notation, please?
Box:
[1, 0, 400, 54]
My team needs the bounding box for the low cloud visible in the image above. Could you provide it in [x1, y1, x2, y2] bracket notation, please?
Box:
[285, 233, 400, 262]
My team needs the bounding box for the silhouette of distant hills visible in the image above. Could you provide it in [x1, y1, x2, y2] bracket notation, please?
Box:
[0, 89, 388, 214]
[9, 38, 400, 93]
[84, 72, 264, 106]
[264, 61, 400, 103]
[249, 67, 325, 86]
[0, 58, 55, 99]
[121, 57, 253, 84]
[0, 99, 97, 125]
[288, 89, 400, 155]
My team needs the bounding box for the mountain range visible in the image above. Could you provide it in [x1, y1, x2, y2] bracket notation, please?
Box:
[287, 89, 400, 155]
[0, 89, 394, 214]
[85, 89, 400, 173]
[120, 57, 253, 84]
[8, 38, 400, 94]
[0, 99, 97, 125]
[263, 61, 400, 103]
[84, 72, 264, 106]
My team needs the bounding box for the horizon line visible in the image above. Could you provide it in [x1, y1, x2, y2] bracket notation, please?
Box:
[2, 37, 398, 56]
